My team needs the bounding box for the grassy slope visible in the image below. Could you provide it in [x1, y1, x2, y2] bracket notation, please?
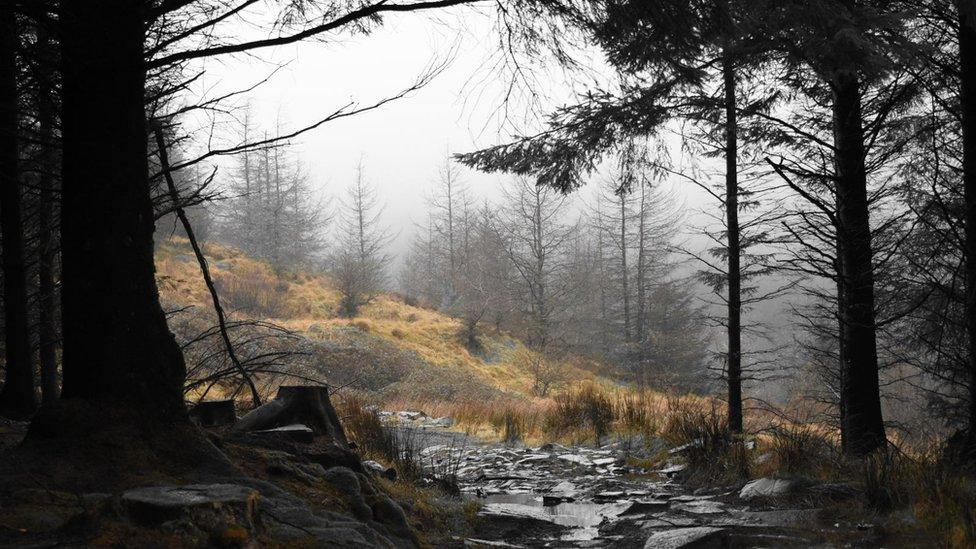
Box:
[156, 237, 613, 402]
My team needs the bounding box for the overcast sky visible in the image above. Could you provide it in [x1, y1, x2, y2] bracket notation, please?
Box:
[184, 6, 720, 252]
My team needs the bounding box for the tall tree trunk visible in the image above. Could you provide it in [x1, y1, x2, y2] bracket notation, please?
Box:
[835, 247, 848, 448]
[635, 184, 647, 348]
[723, 48, 743, 434]
[57, 0, 187, 419]
[959, 0, 976, 453]
[619, 190, 631, 345]
[35, 19, 58, 404]
[0, 0, 37, 419]
[832, 68, 885, 455]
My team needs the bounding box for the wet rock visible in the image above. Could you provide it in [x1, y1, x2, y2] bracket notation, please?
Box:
[476, 504, 567, 541]
[465, 538, 527, 548]
[550, 480, 577, 494]
[643, 526, 724, 549]
[668, 439, 703, 455]
[121, 484, 259, 527]
[730, 508, 818, 528]
[671, 499, 727, 515]
[670, 494, 714, 503]
[656, 463, 686, 477]
[594, 490, 626, 501]
[543, 480, 578, 505]
[739, 478, 799, 500]
[621, 499, 670, 515]
[558, 454, 593, 467]
[364, 460, 398, 481]
[428, 417, 453, 428]
[639, 514, 698, 528]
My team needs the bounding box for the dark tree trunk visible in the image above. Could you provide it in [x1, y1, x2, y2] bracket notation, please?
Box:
[723, 48, 743, 434]
[832, 69, 885, 455]
[35, 19, 59, 404]
[958, 0, 976, 453]
[0, 0, 37, 419]
[619, 191, 631, 345]
[836, 247, 848, 448]
[57, 0, 187, 419]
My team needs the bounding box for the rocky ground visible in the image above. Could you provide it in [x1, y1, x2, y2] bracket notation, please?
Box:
[0, 403, 935, 548]
[389, 412, 930, 548]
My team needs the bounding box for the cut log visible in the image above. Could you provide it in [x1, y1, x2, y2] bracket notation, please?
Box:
[190, 399, 237, 427]
[233, 385, 348, 447]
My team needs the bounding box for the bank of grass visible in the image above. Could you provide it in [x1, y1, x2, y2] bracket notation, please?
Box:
[373, 382, 711, 448]
[655, 397, 976, 548]
[156, 237, 613, 401]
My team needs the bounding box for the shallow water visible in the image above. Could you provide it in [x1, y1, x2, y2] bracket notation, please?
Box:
[479, 493, 633, 541]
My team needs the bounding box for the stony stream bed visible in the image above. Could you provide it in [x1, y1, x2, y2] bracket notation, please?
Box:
[388, 414, 915, 548]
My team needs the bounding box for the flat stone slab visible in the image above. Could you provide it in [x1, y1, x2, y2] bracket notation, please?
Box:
[557, 454, 594, 467]
[672, 500, 727, 515]
[122, 484, 259, 525]
[643, 526, 724, 549]
[622, 499, 671, 515]
[739, 478, 797, 500]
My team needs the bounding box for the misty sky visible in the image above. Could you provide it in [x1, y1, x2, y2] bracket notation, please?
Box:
[185, 5, 715, 257]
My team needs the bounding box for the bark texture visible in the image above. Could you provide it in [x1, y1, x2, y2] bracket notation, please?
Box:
[58, 1, 187, 419]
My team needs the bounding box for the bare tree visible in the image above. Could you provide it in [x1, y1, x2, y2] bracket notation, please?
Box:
[331, 161, 393, 317]
[217, 110, 326, 271]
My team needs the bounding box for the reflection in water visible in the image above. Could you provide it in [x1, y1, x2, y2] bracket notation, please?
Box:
[478, 493, 630, 541]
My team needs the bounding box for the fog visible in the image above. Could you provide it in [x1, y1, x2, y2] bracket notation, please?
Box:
[186, 7, 717, 258]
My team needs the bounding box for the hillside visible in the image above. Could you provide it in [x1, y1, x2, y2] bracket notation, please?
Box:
[155, 238, 629, 421]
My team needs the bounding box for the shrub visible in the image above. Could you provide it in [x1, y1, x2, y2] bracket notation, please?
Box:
[546, 383, 615, 445]
[337, 395, 422, 479]
[353, 319, 372, 333]
[501, 410, 523, 446]
[661, 399, 747, 483]
[763, 422, 838, 477]
[614, 390, 663, 437]
[214, 264, 290, 318]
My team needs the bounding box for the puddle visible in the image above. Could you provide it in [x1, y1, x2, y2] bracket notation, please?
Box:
[479, 492, 631, 541]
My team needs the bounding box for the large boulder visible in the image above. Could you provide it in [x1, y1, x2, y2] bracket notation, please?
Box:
[321, 466, 418, 548]
[739, 477, 799, 500]
[121, 484, 259, 530]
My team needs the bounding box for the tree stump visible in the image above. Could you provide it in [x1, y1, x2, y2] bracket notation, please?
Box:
[189, 399, 237, 427]
[233, 385, 348, 448]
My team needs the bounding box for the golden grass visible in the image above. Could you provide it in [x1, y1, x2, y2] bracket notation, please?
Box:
[156, 237, 618, 399]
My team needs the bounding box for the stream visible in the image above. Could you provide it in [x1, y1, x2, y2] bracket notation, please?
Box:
[387, 412, 910, 548]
